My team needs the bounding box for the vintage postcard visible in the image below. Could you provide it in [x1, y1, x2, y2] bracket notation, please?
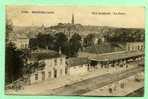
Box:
[5, 6, 144, 96]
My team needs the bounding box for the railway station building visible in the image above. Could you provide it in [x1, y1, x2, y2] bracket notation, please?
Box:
[89, 51, 144, 70]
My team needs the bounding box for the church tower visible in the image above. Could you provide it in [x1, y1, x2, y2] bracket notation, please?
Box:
[71, 14, 74, 24]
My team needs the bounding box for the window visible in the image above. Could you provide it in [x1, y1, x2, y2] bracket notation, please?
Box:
[48, 71, 51, 78]
[35, 74, 38, 80]
[53, 69, 57, 78]
[54, 59, 57, 66]
[60, 69, 62, 75]
[138, 45, 140, 50]
[141, 45, 143, 50]
[65, 67, 68, 74]
[42, 71, 45, 80]
[60, 58, 63, 64]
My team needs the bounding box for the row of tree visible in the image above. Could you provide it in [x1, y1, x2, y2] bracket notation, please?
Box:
[83, 28, 144, 48]
[104, 28, 144, 42]
[29, 32, 82, 57]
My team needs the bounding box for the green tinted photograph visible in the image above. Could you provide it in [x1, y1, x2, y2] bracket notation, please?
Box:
[5, 6, 144, 96]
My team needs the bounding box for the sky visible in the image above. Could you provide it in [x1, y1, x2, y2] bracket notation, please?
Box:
[6, 6, 145, 28]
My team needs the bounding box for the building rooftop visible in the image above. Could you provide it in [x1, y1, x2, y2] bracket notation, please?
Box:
[66, 57, 90, 67]
[91, 51, 144, 62]
[30, 49, 61, 61]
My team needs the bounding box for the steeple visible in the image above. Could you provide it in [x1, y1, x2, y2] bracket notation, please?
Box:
[71, 14, 74, 24]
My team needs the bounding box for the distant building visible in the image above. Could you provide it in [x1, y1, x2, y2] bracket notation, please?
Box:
[49, 14, 76, 39]
[49, 14, 106, 40]
[12, 37, 29, 49]
[25, 50, 67, 84]
[7, 32, 29, 49]
[126, 42, 144, 51]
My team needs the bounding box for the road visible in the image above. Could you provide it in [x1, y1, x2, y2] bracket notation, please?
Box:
[49, 66, 144, 95]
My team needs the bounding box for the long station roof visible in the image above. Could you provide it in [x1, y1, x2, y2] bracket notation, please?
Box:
[90, 51, 144, 62]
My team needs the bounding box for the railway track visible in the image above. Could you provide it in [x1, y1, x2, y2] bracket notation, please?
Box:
[49, 66, 144, 95]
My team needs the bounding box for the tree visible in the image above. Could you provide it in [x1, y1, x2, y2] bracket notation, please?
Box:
[29, 38, 38, 50]
[29, 33, 55, 50]
[61, 41, 70, 56]
[55, 32, 68, 45]
[54, 32, 68, 52]
[103, 28, 144, 43]
[69, 33, 82, 57]
[37, 33, 54, 49]
[6, 19, 13, 41]
[5, 42, 27, 84]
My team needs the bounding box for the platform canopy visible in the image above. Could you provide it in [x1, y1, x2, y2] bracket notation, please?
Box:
[90, 51, 144, 62]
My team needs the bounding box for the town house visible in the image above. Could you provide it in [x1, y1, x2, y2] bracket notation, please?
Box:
[25, 49, 67, 84]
